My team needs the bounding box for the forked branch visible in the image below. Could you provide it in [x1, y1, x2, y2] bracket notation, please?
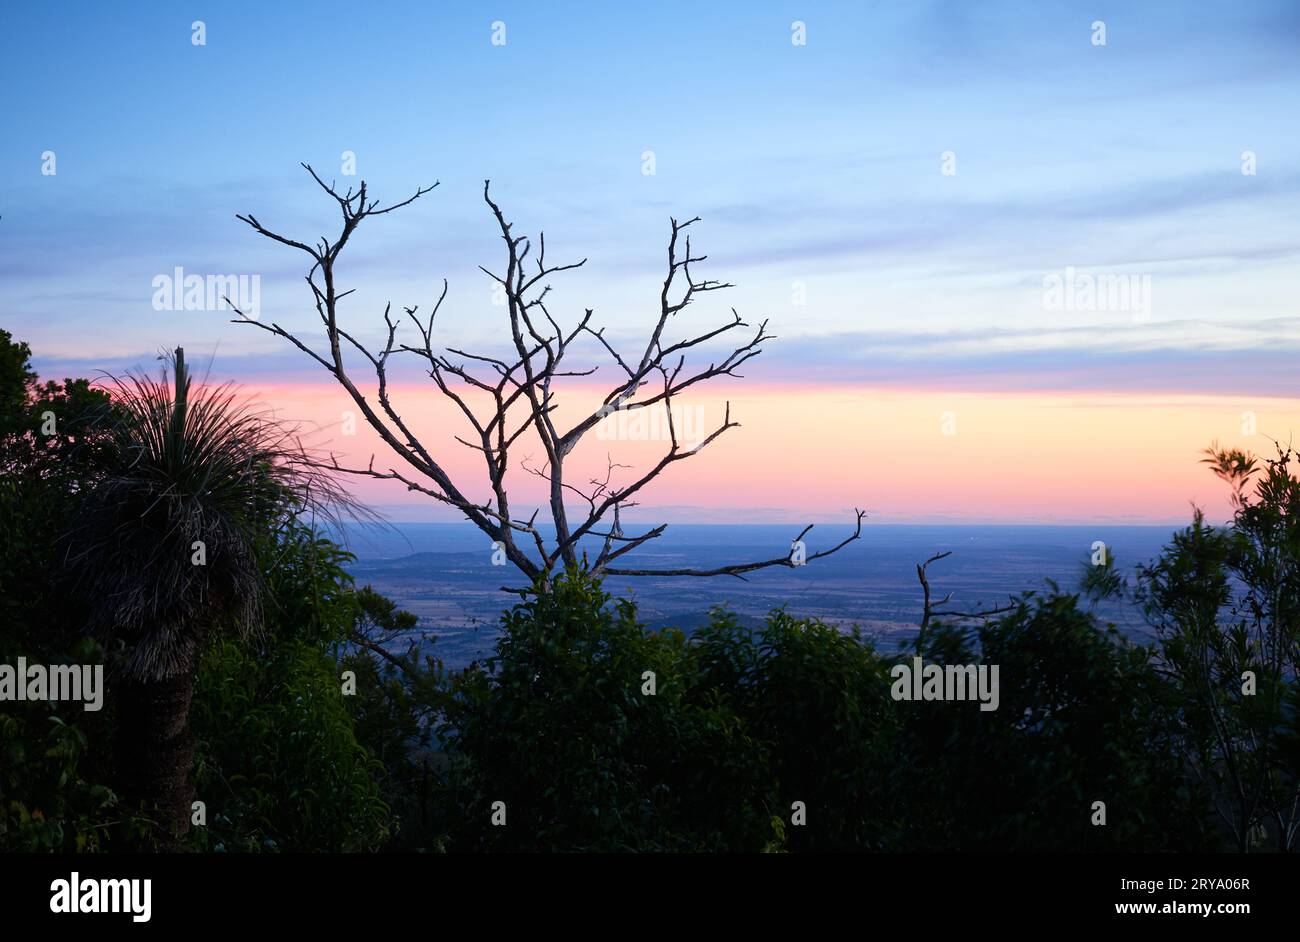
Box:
[915, 550, 1017, 649]
[232, 166, 865, 591]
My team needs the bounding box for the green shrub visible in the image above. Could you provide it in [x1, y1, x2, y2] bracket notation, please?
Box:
[0, 638, 124, 852]
[894, 591, 1206, 851]
[187, 634, 391, 852]
[693, 607, 900, 851]
[441, 572, 777, 851]
[185, 526, 394, 852]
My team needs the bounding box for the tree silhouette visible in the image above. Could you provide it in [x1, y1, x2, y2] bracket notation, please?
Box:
[231, 166, 863, 591]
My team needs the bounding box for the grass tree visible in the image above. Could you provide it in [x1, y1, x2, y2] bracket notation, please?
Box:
[66, 348, 349, 843]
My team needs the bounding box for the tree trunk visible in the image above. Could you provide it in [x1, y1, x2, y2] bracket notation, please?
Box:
[116, 669, 198, 848]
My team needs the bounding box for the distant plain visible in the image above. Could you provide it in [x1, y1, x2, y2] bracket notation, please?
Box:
[338, 523, 1175, 668]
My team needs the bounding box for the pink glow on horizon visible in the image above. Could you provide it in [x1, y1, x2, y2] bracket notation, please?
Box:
[237, 379, 1300, 525]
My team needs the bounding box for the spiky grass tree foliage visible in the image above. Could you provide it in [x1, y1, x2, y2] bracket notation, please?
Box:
[66, 349, 351, 843]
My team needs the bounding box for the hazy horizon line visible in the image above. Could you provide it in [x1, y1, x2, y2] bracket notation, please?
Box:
[345, 512, 1192, 530]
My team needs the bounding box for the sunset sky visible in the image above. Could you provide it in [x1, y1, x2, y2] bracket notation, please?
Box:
[3, 1, 1298, 524]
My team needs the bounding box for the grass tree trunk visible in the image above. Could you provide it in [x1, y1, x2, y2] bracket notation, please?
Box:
[116, 662, 199, 846]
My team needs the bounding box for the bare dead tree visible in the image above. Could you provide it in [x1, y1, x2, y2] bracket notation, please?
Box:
[915, 550, 1017, 650]
[230, 165, 863, 592]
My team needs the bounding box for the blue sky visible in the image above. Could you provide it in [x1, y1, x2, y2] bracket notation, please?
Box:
[2, 0, 1298, 397]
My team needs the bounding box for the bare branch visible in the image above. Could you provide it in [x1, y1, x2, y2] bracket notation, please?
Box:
[915, 550, 1017, 650]
[233, 166, 866, 592]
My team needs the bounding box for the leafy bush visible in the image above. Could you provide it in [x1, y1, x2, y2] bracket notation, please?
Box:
[693, 607, 899, 851]
[188, 634, 391, 852]
[0, 638, 125, 852]
[894, 591, 1205, 851]
[0, 330, 130, 851]
[441, 572, 777, 851]
[185, 524, 395, 852]
[1136, 445, 1300, 851]
[336, 588, 449, 852]
[437, 573, 1207, 852]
